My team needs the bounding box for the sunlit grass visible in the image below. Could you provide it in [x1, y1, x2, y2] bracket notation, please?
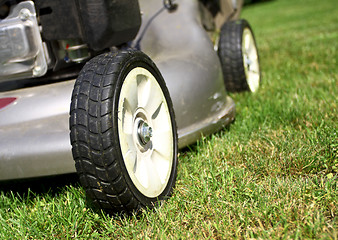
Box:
[0, 0, 337, 238]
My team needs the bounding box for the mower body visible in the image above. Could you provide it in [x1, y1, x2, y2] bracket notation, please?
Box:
[0, 0, 242, 180]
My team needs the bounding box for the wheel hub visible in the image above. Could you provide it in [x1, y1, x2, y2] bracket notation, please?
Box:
[133, 108, 153, 152]
[138, 121, 153, 145]
[244, 55, 252, 71]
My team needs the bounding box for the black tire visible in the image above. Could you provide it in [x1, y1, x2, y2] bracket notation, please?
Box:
[70, 49, 178, 214]
[218, 19, 261, 92]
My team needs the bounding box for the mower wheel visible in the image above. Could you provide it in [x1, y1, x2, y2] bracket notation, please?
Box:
[70, 49, 178, 213]
[218, 19, 260, 92]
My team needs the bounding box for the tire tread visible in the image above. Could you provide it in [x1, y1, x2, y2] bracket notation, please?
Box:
[70, 50, 143, 213]
[218, 19, 259, 92]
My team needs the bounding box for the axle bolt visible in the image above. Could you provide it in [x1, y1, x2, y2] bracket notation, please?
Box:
[19, 8, 31, 21]
[138, 122, 152, 145]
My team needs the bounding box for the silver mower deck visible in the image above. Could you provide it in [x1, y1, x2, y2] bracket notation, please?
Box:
[0, 0, 237, 180]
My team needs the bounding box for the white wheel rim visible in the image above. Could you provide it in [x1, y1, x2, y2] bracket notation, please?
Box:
[242, 28, 260, 92]
[117, 67, 174, 198]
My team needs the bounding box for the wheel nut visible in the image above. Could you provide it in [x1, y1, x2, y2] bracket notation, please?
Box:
[138, 122, 152, 145]
[19, 8, 31, 21]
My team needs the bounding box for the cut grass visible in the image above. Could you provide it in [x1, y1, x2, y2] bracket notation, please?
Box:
[0, 0, 337, 238]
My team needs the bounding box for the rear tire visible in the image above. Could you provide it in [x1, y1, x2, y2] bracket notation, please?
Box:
[70, 49, 178, 213]
[218, 19, 261, 92]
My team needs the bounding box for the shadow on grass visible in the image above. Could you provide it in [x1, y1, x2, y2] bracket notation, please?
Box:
[244, 0, 276, 6]
[0, 173, 80, 196]
[179, 124, 232, 155]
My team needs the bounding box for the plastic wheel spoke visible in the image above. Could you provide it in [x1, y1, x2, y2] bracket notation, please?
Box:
[248, 72, 259, 89]
[245, 32, 258, 65]
[152, 130, 172, 157]
[250, 61, 259, 73]
[145, 85, 164, 118]
[125, 150, 137, 173]
[248, 71, 258, 81]
[134, 153, 149, 188]
[124, 75, 138, 110]
[249, 69, 259, 75]
[244, 33, 250, 50]
[152, 105, 171, 132]
[121, 99, 134, 134]
[151, 150, 170, 184]
[144, 156, 163, 190]
[248, 42, 254, 56]
[137, 74, 150, 108]
[248, 48, 257, 62]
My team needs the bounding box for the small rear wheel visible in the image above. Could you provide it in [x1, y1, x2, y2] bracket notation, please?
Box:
[218, 19, 261, 92]
[70, 49, 178, 213]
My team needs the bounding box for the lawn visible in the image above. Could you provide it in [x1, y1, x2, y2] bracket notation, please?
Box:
[1, 0, 337, 238]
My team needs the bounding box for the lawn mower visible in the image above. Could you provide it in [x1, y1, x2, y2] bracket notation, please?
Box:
[0, 0, 260, 213]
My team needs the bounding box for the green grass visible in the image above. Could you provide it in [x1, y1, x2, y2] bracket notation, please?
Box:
[1, 0, 337, 238]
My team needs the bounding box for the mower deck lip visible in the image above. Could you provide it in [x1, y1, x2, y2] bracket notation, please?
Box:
[178, 96, 235, 148]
